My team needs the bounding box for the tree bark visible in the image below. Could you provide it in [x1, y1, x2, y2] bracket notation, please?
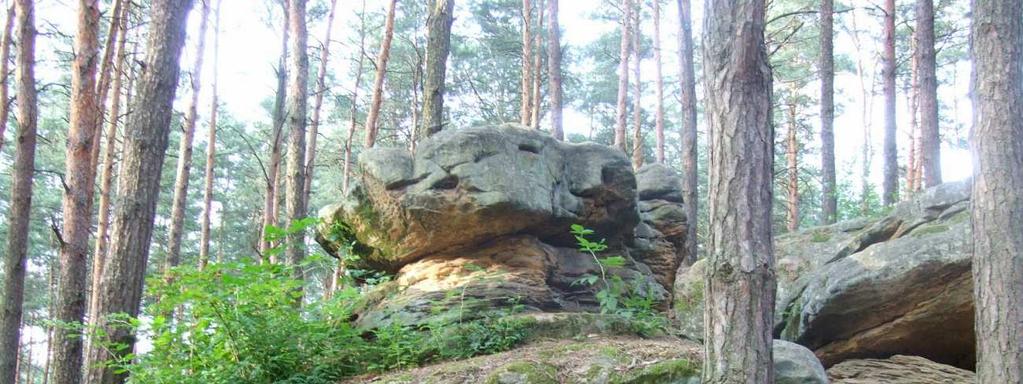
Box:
[820, 0, 836, 224]
[198, 1, 220, 269]
[0, 3, 15, 152]
[520, 0, 533, 127]
[420, 0, 454, 138]
[786, 99, 799, 232]
[677, 0, 698, 264]
[89, 0, 124, 171]
[166, 0, 211, 273]
[613, 0, 631, 152]
[285, 0, 309, 289]
[89, 0, 130, 327]
[881, 0, 898, 206]
[261, 0, 289, 257]
[916, 0, 941, 187]
[653, 0, 664, 163]
[342, 0, 367, 195]
[530, 2, 542, 131]
[970, 0, 1023, 381]
[363, 0, 396, 148]
[547, 0, 562, 140]
[0, 1, 38, 381]
[701, 0, 775, 382]
[84, 1, 194, 382]
[630, 0, 643, 169]
[302, 0, 337, 207]
[53, 1, 101, 383]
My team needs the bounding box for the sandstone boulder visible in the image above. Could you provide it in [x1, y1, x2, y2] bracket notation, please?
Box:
[827, 355, 974, 384]
[773, 340, 829, 384]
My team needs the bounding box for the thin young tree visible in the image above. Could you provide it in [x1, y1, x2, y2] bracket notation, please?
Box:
[84, 0, 195, 382]
[786, 96, 799, 232]
[677, 0, 698, 263]
[342, 0, 367, 195]
[701, 0, 775, 381]
[89, 0, 131, 326]
[261, 0, 289, 256]
[52, 1, 102, 383]
[166, 0, 211, 273]
[0, 3, 14, 152]
[881, 0, 898, 205]
[284, 0, 309, 286]
[302, 0, 338, 206]
[419, 0, 454, 138]
[89, 0, 124, 171]
[613, 0, 632, 152]
[630, 0, 643, 169]
[520, 0, 534, 126]
[916, 0, 941, 187]
[547, 0, 563, 140]
[820, 0, 836, 223]
[652, 0, 665, 163]
[529, 2, 543, 130]
[0, 0, 38, 381]
[363, 0, 397, 148]
[971, 0, 1023, 381]
[198, 0, 220, 268]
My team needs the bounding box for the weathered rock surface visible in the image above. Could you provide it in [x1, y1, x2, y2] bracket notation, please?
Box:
[827, 355, 974, 383]
[773, 340, 829, 384]
[318, 125, 688, 328]
[348, 337, 829, 384]
[674, 181, 975, 369]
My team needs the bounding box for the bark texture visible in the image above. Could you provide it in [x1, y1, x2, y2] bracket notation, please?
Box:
[0, 1, 37, 381]
[166, 0, 211, 272]
[882, 0, 898, 206]
[84, 1, 193, 382]
[970, 0, 1023, 381]
[677, 0, 698, 264]
[520, 0, 533, 127]
[363, 0, 396, 148]
[701, 0, 776, 382]
[916, 0, 941, 187]
[613, 0, 632, 152]
[820, 0, 836, 224]
[53, 2, 101, 383]
[419, 0, 454, 138]
[630, 0, 643, 169]
[786, 99, 799, 232]
[285, 0, 309, 285]
[546, 0, 562, 140]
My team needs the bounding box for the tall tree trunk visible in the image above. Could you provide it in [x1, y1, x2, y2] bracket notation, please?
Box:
[613, 0, 632, 152]
[906, 35, 923, 192]
[820, 0, 836, 224]
[166, 0, 211, 273]
[530, 2, 542, 131]
[971, 0, 1023, 381]
[198, 1, 220, 269]
[520, 0, 533, 126]
[89, 0, 130, 326]
[547, 0, 562, 140]
[302, 0, 337, 207]
[904, 71, 917, 194]
[786, 99, 799, 232]
[916, 0, 941, 187]
[285, 0, 309, 290]
[261, 0, 289, 257]
[89, 0, 124, 171]
[84, 1, 194, 382]
[0, 3, 15, 152]
[43, 261, 56, 384]
[0, 1, 38, 381]
[419, 0, 454, 138]
[677, 0, 697, 264]
[363, 0, 396, 148]
[881, 0, 898, 205]
[342, 0, 367, 195]
[630, 0, 643, 169]
[53, 1, 101, 383]
[849, 11, 873, 215]
[701, 0, 775, 382]
[653, 0, 664, 163]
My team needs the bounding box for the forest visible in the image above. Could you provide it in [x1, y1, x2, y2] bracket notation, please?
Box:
[0, 0, 1019, 383]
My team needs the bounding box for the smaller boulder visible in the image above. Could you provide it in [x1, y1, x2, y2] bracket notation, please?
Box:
[774, 340, 829, 384]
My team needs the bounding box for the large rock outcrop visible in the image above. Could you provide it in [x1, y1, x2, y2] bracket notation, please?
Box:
[674, 181, 974, 369]
[827, 355, 974, 383]
[318, 125, 688, 328]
